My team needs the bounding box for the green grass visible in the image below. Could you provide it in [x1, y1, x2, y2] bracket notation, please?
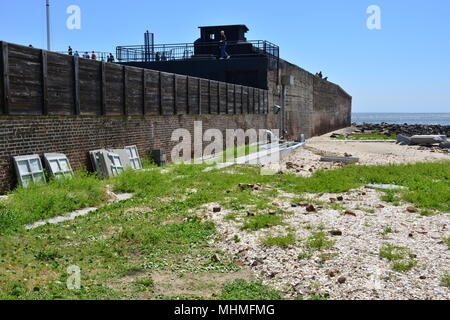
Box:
[445, 237, 450, 250]
[0, 172, 107, 234]
[379, 243, 417, 272]
[381, 227, 394, 236]
[281, 162, 450, 212]
[335, 132, 397, 140]
[441, 273, 450, 288]
[0, 161, 448, 299]
[242, 214, 284, 231]
[305, 232, 335, 251]
[261, 233, 296, 247]
[218, 280, 282, 300]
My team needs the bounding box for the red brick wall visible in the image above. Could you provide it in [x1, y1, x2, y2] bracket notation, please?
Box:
[0, 114, 278, 193]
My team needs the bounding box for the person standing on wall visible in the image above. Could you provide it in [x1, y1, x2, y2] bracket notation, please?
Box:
[68, 46, 73, 56]
[219, 30, 230, 60]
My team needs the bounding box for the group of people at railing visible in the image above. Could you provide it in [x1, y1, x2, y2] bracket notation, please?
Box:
[67, 46, 115, 62]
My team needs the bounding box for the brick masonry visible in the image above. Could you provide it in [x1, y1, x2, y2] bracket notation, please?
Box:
[0, 114, 277, 193]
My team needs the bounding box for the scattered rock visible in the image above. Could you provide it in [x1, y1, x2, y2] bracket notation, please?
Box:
[213, 207, 222, 213]
[291, 204, 298, 208]
[251, 258, 264, 267]
[247, 212, 255, 217]
[299, 202, 309, 207]
[376, 204, 385, 209]
[337, 276, 347, 284]
[211, 254, 221, 263]
[337, 196, 344, 201]
[419, 276, 427, 280]
[326, 269, 341, 277]
[329, 230, 343, 236]
[306, 205, 316, 213]
[345, 210, 357, 217]
[406, 206, 418, 213]
[329, 198, 337, 203]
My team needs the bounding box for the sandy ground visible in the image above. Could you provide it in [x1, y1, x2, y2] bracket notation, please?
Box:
[203, 188, 449, 300]
[201, 128, 450, 300]
[264, 128, 450, 177]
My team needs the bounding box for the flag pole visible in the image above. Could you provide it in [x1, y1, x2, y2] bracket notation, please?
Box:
[46, 0, 51, 50]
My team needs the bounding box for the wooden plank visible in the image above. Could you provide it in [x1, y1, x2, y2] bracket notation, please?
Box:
[46, 52, 74, 115]
[252, 88, 256, 113]
[104, 63, 124, 115]
[100, 62, 106, 115]
[0, 42, 10, 114]
[78, 59, 101, 115]
[73, 56, 80, 115]
[158, 72, 162, 115]
[173, 74, 177, 114]
[233, 84, 237, 114]
[225, 83, 228, 114]
[208, 80, 212, 114]
[241, 86, 244, 114]
[8, 44, 43, 114]
[123, 66, 128, 115]
[41, 50, 48, 115]
[142, 69, 146, 115]
[198, 78, 202, 114]
[186, 76, 190, 114]
[247, 87, 252, 113]
[217, 81, 220, 114]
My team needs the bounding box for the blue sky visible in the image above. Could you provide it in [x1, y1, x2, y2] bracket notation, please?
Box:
[0, 0, 449, 113]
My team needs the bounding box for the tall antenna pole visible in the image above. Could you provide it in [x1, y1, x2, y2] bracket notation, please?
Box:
[46, 0, 51, 50]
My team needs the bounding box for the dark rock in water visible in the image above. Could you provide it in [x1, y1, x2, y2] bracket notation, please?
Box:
[352, 123, 450, 139]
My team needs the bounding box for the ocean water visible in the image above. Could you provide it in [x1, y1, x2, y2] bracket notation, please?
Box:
[352, 113, 450, 126]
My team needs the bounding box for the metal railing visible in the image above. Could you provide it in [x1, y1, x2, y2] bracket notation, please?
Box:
[116, 40, 279, 63]
[56, 51, 114, 62]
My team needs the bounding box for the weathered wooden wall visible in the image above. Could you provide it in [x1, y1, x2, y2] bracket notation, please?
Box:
[0, 42, 269, 117]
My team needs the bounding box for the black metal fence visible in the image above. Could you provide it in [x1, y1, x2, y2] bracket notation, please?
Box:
[116, 40, 279, 63]
[56, 51, 112, 62]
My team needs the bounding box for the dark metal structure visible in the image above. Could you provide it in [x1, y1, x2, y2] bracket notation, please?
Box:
[116, 25, 279, 64]
[116, 25, 279, 89]
[116, 40, 279, 63]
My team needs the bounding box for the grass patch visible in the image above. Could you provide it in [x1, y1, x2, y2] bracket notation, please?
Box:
[282, 162, 450, 212]
[381, 227, 394, 236]
[134, 278, 155, 292]
[379, 243, 417, 272]
[335, 132, 397, 140]
[0, 161, 448, 299]
[0, 172, 106, 234]
[441, 273, 450, 288]
[261, 233, 296, 247]
[242, 214, 284, 231]
[218, 280, 282, 300]
[305, 232, 335, 251]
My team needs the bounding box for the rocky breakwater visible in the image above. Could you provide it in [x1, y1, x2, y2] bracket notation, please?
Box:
[352, 123, 450, 137]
